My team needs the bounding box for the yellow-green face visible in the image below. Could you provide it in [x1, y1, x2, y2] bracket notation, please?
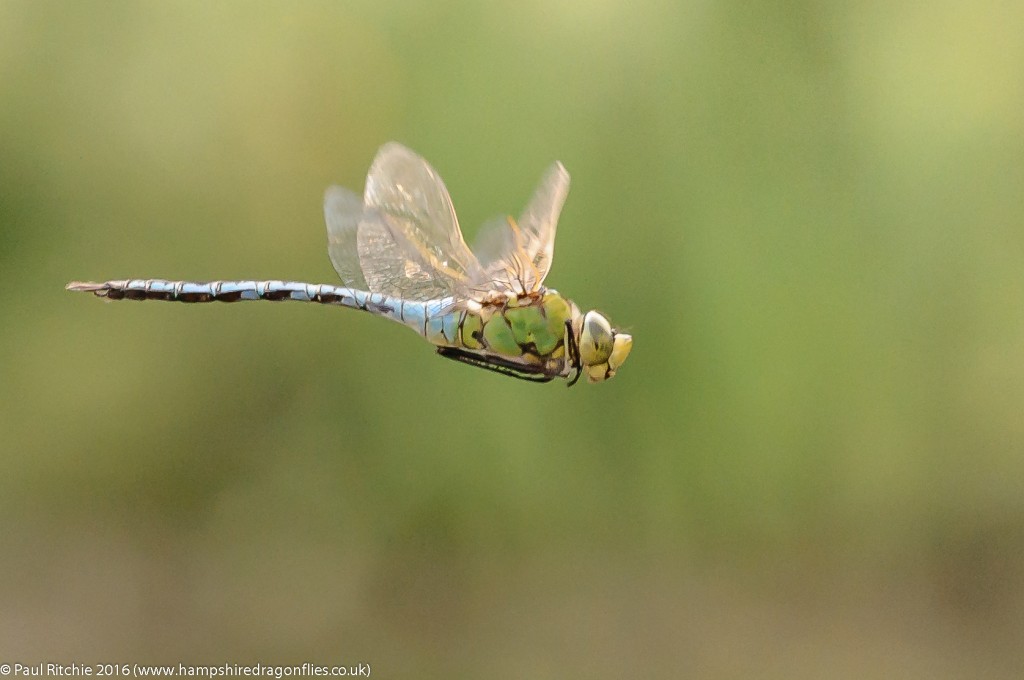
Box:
[578, 310, 632, 382]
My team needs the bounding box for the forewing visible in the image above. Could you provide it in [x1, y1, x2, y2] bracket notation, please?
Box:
[324, 185, 369, 289]
[472, 214, 517, 271]
[517, 161, 569, 286]
[360, 143, 482, 299]
[472, 161, 569, 293]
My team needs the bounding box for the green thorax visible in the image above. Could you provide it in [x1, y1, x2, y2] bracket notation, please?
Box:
[452, 290, 578, 364]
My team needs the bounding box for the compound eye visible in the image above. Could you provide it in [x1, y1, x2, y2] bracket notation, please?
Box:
[579, 311, 613, 366]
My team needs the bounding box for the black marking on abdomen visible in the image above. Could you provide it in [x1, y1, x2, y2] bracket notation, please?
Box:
[127, 287, 181, 301]
[367, 300, 394, 314]
[314, 289, 344, 305]
[137, 286, 175, 301]
[211, 291, 245, 302]
[260, 288, 294, 301]
[101, 287, 127, 300]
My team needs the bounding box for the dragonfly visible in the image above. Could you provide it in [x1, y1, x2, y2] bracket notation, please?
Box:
[67, 143, 632, 385]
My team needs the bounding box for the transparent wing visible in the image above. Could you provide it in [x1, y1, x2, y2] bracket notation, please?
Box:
[473, 214, 518, 270]
[353, 209, 459, 301]
[471, 161, 569, 294]
[356, 142, 482, 300]
[516, 161, 569, 284]
[324, 185, 369, 290]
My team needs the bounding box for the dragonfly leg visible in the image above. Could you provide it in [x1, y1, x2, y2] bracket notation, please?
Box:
[564, 320, 582, 387]
[436, 347, 555, 383]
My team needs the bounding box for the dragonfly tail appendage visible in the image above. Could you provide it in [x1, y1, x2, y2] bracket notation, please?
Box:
[66, 281, 109, 293]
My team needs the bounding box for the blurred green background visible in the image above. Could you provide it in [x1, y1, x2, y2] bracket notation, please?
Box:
[2, 0, 1024, 677]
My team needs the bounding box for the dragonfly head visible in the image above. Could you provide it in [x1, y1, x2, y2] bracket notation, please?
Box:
[578, 310, 632, 383]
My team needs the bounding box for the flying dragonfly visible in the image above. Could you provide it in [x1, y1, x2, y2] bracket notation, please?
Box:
[67, 143, 632, 385]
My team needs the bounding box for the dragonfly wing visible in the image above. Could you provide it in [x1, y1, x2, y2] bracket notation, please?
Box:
[473, 214, 517, 269]
[324, 185, 370, 289]
[471, 215, 522, 295]
[355, 210, 454, 301]
[472, 161, 570, 294]
[517, 160, 569, 286]
[359, 142, 482, 300]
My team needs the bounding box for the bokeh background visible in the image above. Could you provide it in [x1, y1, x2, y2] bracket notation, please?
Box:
[3, 1, 1024, 677]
